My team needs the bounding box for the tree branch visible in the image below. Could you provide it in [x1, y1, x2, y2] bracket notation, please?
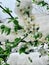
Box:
[0, 5, 14, 18]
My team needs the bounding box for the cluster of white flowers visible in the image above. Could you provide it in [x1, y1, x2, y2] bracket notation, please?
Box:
[6, 0, 49, 65]
[7, 52, 48, 65]
[15, 0, 35, 30]
[0, 0, 49, 65]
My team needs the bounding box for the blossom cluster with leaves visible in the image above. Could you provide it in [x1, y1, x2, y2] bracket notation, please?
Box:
[0, 0, 49, 65]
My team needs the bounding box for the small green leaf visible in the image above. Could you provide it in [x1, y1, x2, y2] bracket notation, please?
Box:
[34, 32, 42, 39]
[19, 45, 28, 54]
[37, 1, 48, 6]
[47, 6, 49, 10]
[13, 38, 21, 47]
[0, 47, 4, 54]
[4, 63, 9, 65]
[45, 35, 49, 41]
[14, 25, 23, 32]
[28, 57, 32, 62]
[48, 54, 49, 56]
[0, 25, 11, 35]
[16, 0, 21, 3]
[2, 7, 12, 13]
[32, 0, 35, 3]
[33, 40, 39, 46]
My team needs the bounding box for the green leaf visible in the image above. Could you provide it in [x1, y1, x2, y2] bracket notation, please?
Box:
[5, 27, 11, 35]
[0, 25, 11, 35]
[16, 0, 21, 3]
[32, 0, 35, 3]
[4, 63, 9, 65]
[24, 10, 29, 17]
[0, 47, 4, 54]
[14, 25, 18, 32]
[33, 40, 39, 46]
[0, 25, 5, 29]
[0, 25, 5, 34]
[48, 53, 49, 56]
[37, 1, 48, 6]
[19, 45, 28, 54]
[8, 17, 18, 24]
[45, 35, 49, 41]
[0, 54, 7, 61]
[8, 17, 23, 32]
[34, 32, 42, 39]
[13, 19, 18, 25]
[0, 58, 3, 61]
[14, 25, 23, 32]
[2, 7, 12, 13]
[13, 38, 21, 47]
[47, 6, 49, 10]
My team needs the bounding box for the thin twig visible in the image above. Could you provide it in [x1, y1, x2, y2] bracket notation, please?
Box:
[0, 5, 14, 18]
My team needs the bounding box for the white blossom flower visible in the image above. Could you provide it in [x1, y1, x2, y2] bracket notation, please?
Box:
[15, 0, 33, 16]
[7, 52, 48, 65]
